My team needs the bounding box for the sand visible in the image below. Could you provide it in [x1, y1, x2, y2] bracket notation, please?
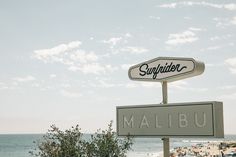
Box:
[170, 141, 236, 157]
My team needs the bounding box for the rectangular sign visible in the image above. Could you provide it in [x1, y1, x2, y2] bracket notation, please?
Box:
[117, 102, 224, 138]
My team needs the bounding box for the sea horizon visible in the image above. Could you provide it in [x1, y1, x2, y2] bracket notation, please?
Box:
[1, 134, 236, 157]
[0, 133, 236, 136]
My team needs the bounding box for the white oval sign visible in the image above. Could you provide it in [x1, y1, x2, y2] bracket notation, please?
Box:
[128, 57, 205, 82]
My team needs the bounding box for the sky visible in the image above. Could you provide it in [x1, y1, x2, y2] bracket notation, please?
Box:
[0, 0, 236, 134]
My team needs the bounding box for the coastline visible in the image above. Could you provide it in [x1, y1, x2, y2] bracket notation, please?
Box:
[0, 134, 236, 157]
[170, 141, 236, 157]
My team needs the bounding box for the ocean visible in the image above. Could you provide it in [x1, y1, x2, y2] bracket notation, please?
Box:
[0, 134, 235, 157]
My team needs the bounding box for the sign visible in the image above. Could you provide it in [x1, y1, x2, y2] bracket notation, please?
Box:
[117, 101, 224, 138]
[128, 57, 205, 82]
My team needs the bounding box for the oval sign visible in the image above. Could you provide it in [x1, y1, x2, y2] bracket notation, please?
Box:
[128, 57, 205, 82]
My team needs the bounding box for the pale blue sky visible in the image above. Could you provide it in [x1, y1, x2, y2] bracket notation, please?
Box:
[0, 0, 236, 134]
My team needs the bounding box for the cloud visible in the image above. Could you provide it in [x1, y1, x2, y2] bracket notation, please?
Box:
[60, 90, 82, 98]
[124, 82, 161, 89]
[231, 16, 236, 25]
[88, 80, 162, 89]
[169, 80, 208, 92]
[130, 82, 211, 90]
[34, 41, 115, 75]
[34, 41, 81, 63]
[210, 36, 221, 41]
[31, 83, 40, 88]
[158, 2, 236, 11]
[68, 63, 117, 75]
[120, 46, 149, 54]
[220, 92, 236, 100]
[94, 80, 123, 88]
[205, 63, 224, 68]
[0, 82, 9, 90]
[224, 4, 236, 10]
[68, 65, 80, 72]
[49, 74, 57, 79]
[208, 46, 222, 50]
[213, 17, 228, 28]
[188, 27, 204, 31]
[149, 16, 161, 20]
[125, 83, 138, 88]
[124, 33, 132, 38]
[13, 75, 36, 82]
[140, 82, 161, 88]
[225, 58, 236, 74]
[102, 37, 122, 47]
[0, 82, 5, 86]
[218, 85, 236, 90]
[213, 17, 236, 28]
[111, 46, 149, 55]
[87, 78, 123, 88]
[159, 3, 177, 8]
[77, 63, 108, 75]
[205, 63, 215, 67]
[169, 80, 188, 89]
[70, 50, 98, 63]
[201, 41, 234, 52]
[101, 33, 133, 49]
[121, 64, 132, 70]
[166, 30, 198, 46]
[205, 46, 222, 51]
[184, 17, 192, 20]
[60, 83, 71, 88]
[96, 80, 117, 88]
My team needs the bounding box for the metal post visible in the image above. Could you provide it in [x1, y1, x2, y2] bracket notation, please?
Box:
[162, 81, 168, 104]
[162, 81, 170, 157]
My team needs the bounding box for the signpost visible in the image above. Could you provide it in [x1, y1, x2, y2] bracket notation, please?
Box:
[116, 57, 224, 157]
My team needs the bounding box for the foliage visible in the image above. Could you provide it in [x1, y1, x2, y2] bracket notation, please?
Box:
[86, 122, 133, 157]
[29, 125, 84, 157]
[30, 121, 133, 157]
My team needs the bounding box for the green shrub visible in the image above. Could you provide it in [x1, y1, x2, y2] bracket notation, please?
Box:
[30, 121, 133, 157]
[86, 122, 133, 157]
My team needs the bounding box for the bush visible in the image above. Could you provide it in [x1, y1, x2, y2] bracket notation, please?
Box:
[29, 124, 84, 157]
[86, 122, 133, 157]
[30, 121, 133, 157]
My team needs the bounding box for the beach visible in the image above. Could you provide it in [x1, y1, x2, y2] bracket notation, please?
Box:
[170, 141, 236, 157]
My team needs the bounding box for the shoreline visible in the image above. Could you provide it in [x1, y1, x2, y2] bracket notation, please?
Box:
[170, 141, 236, 157]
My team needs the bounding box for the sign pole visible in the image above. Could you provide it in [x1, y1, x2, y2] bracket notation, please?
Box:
[162, 81, 170, 157]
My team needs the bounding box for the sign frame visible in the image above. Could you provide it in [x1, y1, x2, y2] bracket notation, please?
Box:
[128, 57, 205, 82]
[117, 101, 224, 138]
